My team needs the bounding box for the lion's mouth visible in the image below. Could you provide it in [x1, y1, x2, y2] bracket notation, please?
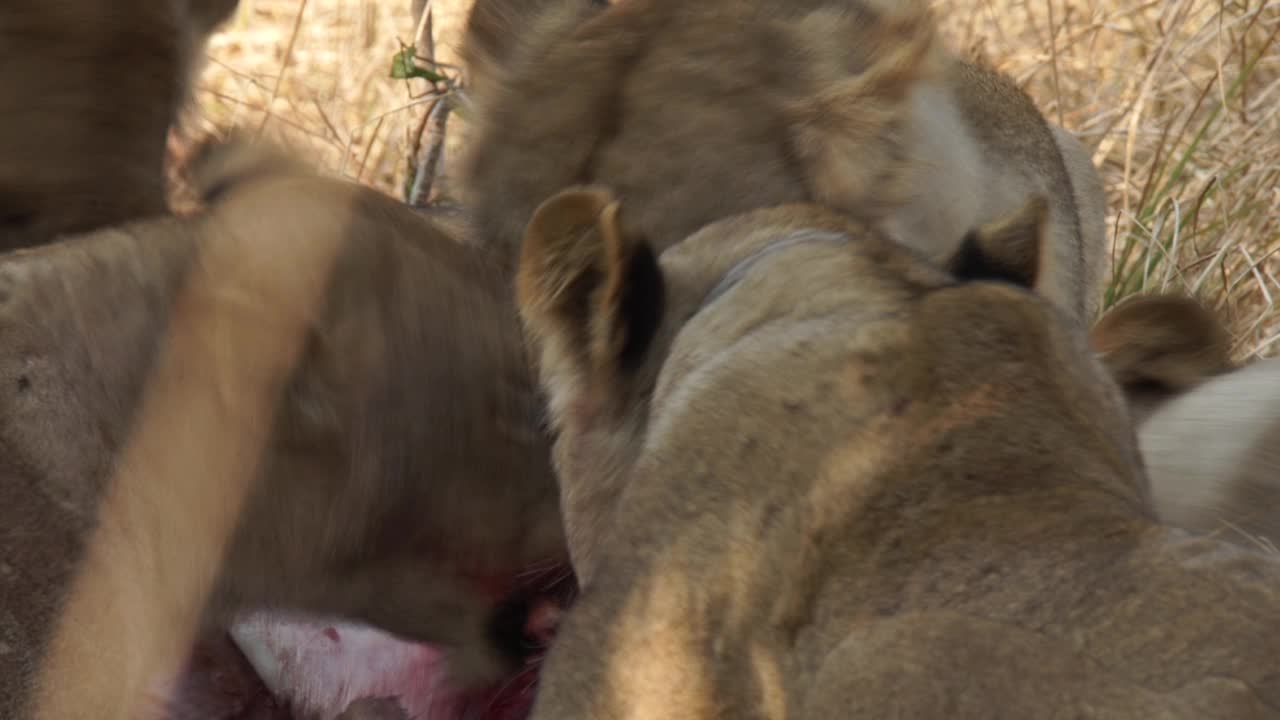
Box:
[161, 570, 574, 720]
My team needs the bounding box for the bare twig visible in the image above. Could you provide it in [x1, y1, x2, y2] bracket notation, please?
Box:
[255, 0, 310, 138]
[409, 95, 453, 207]
[1045, 0, 1065, 126]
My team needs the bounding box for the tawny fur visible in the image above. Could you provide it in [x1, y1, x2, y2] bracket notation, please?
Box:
[515, 187, 1280, 718]
[1091, 293, 1235, 423]
[0, 140, 564, 717]
[460, 0, 1108, 323]
[0, 0, 240, 251]
[1092, 293, 1280, 550]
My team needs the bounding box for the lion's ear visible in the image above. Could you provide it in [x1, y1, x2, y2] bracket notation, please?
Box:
[786, 0, 942, 212]
[460, 0, 604, 99]
[517, 186, 664, 377]
[947, 194, 1048, 290]
[459, 0, 528, 93]
[1090, 293, 1235, 396]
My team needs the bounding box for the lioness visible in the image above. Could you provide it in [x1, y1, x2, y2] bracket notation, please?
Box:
[1, 139, 568, 718]
[0, 0, 241, 250]
[513, 186, 1280, 718]
[1093, 293, 1280, 549]
[459, 0, 1108, 323]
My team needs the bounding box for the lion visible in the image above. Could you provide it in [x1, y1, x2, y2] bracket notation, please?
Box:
[26, 137, 352, 720]
[458, 0, 1108, 324]
[512, 185, 1280, 718]
[0, 1, 573, 711]
[0, 0, 242, 251]
[1, 138, 570, 718]
[1092, 293, 1280, 550]
[0, 2, 572, 710]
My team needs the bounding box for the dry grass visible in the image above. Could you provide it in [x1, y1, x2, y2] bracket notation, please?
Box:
[191, 0, 1280, 359]
[188, 0, 441, 197]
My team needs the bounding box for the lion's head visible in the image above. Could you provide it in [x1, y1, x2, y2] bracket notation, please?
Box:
[515, 186, 1143, 584]
[459, 0, 944, 275]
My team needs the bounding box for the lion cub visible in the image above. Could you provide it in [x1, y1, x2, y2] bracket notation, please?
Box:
[0, 0, 240, 250]
[1093, 293, 1280, 549]
[512, 188, 1280, 718]
[459, 0, 1108, 323]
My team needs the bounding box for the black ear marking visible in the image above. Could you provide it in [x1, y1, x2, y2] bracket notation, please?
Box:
[947, 194, 1047, 289]
[616, 241, 664, 371]
[560, 262, 604, 357]
[949, 229, 1035, 286]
